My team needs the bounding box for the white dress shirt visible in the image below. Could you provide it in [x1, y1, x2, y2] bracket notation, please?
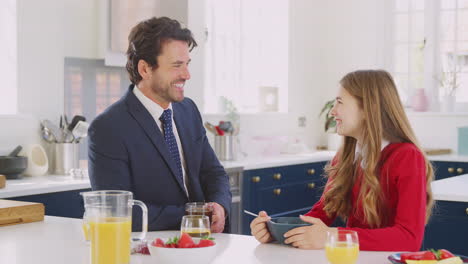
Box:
[133, 86, 189, 196]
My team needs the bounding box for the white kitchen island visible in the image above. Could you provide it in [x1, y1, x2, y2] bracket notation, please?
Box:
[0, 216, 397, 264]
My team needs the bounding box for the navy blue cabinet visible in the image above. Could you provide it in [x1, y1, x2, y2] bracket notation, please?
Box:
[6, 188, 91, 218]
[432, 161, 468, 180]
[242, 161, 328, 234]
[424, 201, 468, 255]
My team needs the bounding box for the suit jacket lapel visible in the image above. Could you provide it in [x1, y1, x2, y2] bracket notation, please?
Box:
[124, 86, 187, 195]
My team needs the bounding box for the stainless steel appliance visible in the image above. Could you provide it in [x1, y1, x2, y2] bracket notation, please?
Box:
[226, 166, 243, 234]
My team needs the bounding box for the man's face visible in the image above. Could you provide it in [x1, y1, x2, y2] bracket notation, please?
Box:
[148, 40, 191, 107]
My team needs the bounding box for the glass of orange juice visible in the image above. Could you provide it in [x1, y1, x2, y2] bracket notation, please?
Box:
[180, 215, 211, 238]
[325, 230, 359, 264]
[81, 190, 148, 264]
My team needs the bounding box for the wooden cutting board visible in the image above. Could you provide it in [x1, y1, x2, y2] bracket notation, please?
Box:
[0, 175, 5, 189]
[0, 199, 45, 227]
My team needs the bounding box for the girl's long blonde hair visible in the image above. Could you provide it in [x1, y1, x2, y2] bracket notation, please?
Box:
[323, 70, 434, 227]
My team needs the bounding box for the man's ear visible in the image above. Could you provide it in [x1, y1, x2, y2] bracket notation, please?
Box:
[137, 60, 152, 80]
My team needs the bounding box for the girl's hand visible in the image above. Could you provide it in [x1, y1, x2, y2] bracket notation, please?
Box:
[250, 211, 273, 243]
[283, 215, 337, 249]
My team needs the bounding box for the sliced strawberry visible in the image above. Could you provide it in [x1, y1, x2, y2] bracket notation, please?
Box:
[178, 233, 195, 248]
[152, 238, 165, 247]
[197, 239, 215, 248]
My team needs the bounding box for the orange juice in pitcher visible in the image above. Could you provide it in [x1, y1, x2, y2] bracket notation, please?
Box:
[81, 190, 148, 264]
[89, 217, 132, 264]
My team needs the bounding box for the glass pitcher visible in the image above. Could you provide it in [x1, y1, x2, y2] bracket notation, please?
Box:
[81, 190, 148, 264]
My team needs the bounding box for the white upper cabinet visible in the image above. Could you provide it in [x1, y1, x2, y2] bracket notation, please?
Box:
[101, 0, 188, 66]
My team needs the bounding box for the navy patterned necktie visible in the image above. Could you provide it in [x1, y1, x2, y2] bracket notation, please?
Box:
[159, 109, 184, 184]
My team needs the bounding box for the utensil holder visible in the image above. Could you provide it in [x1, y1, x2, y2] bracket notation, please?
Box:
[214, 135, 236, 161]
[53, 143, 79, 175]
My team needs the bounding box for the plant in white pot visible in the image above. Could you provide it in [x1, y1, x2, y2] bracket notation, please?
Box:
[319, 99, 341, 151]
[437, 65, 461, 112]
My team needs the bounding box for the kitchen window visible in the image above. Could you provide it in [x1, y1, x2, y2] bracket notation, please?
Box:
[0, 0, 17, 115]
[203, 0, 289, 113]
[389, 0, 468, 111]
[64, 58, 129, 164]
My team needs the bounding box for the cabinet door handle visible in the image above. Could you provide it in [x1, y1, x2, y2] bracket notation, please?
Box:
[273, 188, 281, 196]
[457, 168, 464, 174]
[252, 176, 261, 183]
[448, 167, 455, 173]
[273, 173, 282, 180]
[307, 169, 315, 175]
[307, 183, 315, 189]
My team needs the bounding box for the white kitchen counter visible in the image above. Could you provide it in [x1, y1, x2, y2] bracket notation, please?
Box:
[221, 151, 336, 170]
[431, 174, 468, 202]
[0, 175, 90, 198]
[427, 154, 468, 162]
[0, 216, 396, 264]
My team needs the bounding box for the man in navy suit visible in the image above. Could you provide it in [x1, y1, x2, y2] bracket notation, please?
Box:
[88, 17, 231, 232]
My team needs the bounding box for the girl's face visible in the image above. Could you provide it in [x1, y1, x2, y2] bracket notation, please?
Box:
[330, 86, 365, 141]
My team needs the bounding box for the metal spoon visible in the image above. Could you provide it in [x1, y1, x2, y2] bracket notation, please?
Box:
[243, 210, 274, 223]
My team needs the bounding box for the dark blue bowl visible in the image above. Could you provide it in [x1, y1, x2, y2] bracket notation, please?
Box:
[266, 217, 311, 245]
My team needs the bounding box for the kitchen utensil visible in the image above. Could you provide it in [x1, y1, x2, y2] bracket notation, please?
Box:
[42, 119, 63, 143]
[19, 144, 49, 177]
[53, 143, 78, 175]
[243, 210, 259, 218]
[68, 115, 86, 131]
[214, 135, 235, 160]
[215, 126, 225, 136]
[0, 199, 45, 226]
[266, 217, 311, 245]
[219, 121, 234, 133]
[0, 146, 28, 179]
[41, 122, 56, 143]
[0, 175, 5, 189]
[8, 146, 22, 157]
[71, 121, 89, 142]
[203, 122, 218, 135]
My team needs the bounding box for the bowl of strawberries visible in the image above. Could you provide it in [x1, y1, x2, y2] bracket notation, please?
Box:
[147, 233, 218, 264]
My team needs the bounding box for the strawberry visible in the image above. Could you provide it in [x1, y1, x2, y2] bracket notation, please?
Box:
[152, 238, 165, 247]
[431, 249, 455, 260]
[197, 239, 215, 248]
[165, 236, 180, 248]
[178, 233, 195, 248]
[400, 251, 436, 262]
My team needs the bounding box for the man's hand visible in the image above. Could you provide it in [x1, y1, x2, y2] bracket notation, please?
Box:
[210, 202, 226, 233]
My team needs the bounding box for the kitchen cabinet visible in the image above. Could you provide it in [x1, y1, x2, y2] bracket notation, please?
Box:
[101, 0, 188, 66]
[423, 201, 468, 255]
[6, 188, 91, 219]
[242, 161, 328, 234]
[432, 161, 468, 180]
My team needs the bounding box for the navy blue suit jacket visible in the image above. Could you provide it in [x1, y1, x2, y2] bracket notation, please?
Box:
[88, 85, 231, 231]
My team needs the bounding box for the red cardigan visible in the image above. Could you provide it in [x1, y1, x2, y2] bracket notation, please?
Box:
[305, 143, 427, 251]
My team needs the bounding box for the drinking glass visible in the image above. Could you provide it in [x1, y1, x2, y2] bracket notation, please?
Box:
[180, 215, 211, 238]
[325, 230, 359, 264]
[185, 202, 214, 223]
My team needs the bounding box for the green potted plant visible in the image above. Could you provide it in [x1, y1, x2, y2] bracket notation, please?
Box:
[319, 99, 336, 133]
[319, 99, 341, 150]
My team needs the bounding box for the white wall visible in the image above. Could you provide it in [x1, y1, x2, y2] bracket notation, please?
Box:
[0, 0, 97, 155]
